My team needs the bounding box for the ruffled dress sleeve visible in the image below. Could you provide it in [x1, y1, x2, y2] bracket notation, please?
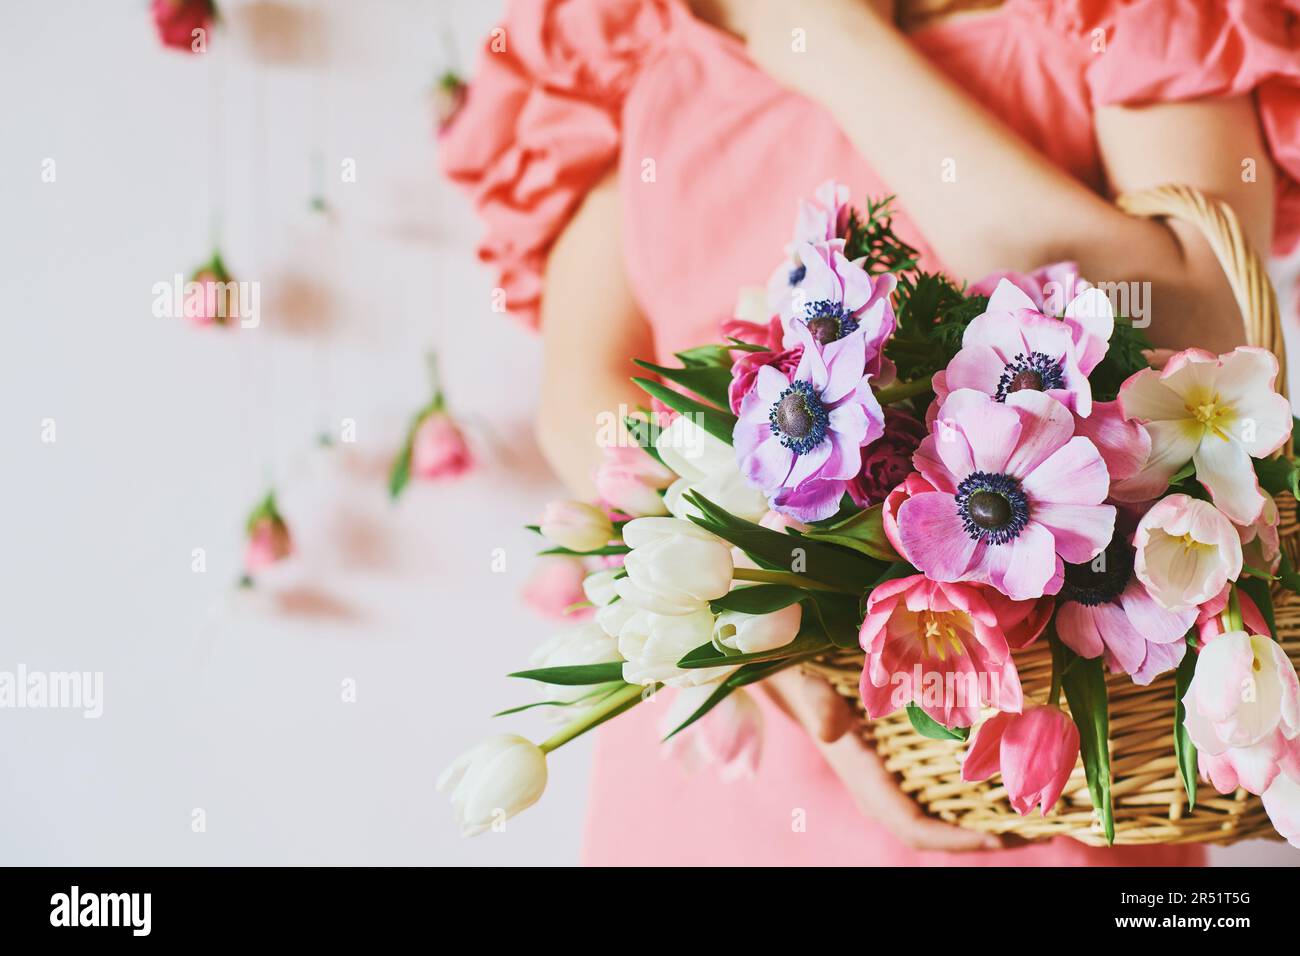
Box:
[438, 0, 671, 328]
[1059, 0, 1300, 255]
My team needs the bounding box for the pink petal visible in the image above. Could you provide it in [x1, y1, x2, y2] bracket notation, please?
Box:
[898, 492, 979, 581]
[944, 343, 1009, 396]
[961, 711, 1013, 782]
[1055, 600, 1105, 658]
[1021, 435, 1110, 506]
[1002, 390, 1075, 478]
[1073, 400, 1150, 483]
[1031, 502, 1115, 564]
[981, 521, 1059, 601]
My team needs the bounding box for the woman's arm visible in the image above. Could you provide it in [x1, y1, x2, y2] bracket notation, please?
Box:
[538, 168, 656, 497]
[738, 0, 1275, 354]
[540, 164, 998, 850]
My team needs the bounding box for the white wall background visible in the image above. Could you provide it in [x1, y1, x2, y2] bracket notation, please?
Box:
[0, 0, 1294, 866]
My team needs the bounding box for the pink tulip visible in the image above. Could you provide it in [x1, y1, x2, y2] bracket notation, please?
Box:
[410, 411, 473, 480]
[152, 0, 214, 52]
[184, 269, 238, 327]
[1195, 585, 1271, 645]
[592, 445, 674, 517]
[520, 557, 592, 621]
[1133, 495, 1242, 611]
[661, 685, 764, 782]
[880, 472, 935, 562]
[858, 574, 1024, 727]
[245, 516, 292, 572]
[962, 706, 1080, 816]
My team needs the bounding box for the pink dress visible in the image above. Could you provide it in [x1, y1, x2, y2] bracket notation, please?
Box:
[442, 0, 1300, 865]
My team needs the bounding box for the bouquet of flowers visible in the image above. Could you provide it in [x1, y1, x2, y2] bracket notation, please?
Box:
[441, 181, 1300, 848]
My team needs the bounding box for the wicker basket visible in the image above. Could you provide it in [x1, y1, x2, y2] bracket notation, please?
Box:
[808, 185, 1300, 846]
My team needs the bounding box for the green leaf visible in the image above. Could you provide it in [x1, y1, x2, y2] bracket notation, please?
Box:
[631, 377, 736, 444]
[1173, 640, 1198, 809]
[1254, 456, 1295, 496]
[804, 591, 863, 649]
[905, 703, 969, 741]
[676, 630, 831, 670]
[798, 504, 901, 562]
[674, 344, 735, 368]
[538, 545, 631, 557]
[493, 684, 622, 717]
[871, 561, 918, 588]
[686, 492, 882, 594]
[622, 415, 666, 466]
[1279, 551, 1300, 597]
[710, 585, 805, 615]
[1057, 642, 1114, 845]
[509, 662, 626, 686]
[634, 359, 733, 411]
[663, 654, 813, 739]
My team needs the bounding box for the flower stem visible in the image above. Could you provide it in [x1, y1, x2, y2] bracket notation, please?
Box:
[731, 567, 842, 592]
[875, 375, 935, 405]
[1224, 584, 1244, 633]
[538, 682, 647, 754]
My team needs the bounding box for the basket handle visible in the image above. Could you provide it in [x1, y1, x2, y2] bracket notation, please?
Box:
[1115, 184, 1288, 406]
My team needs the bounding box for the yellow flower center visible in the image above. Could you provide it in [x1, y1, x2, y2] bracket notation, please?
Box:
[1177, 532, 1215, 554]
[1185, 392, 1234, 441]
[918, 610, 966, 661]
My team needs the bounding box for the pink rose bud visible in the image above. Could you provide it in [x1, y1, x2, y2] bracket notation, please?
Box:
[961, 706, 1080, 817]
[410, 411, 473, 481]
[433, 72, 468, 133]
[540, 501, 614, 554]
[152, 0, 214, 53]
[245, 516, 292, 572]
[184, 253, 236, 327]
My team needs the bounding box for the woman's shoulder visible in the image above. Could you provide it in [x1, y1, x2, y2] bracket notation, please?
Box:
[438, 0, 680, 328]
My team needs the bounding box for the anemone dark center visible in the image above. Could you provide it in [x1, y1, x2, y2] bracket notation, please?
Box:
[787, 264, 806, 287]
[967, 490, 1013, 530]
[768, 380, 829, 456]
[775, 393, 813, 437]
[1060, 539, 1134, 606]
[1007, 369, 1044, 393]
[994, 351, 1064, 401]
[955, 472, 1030, 545]
[802, 299, 859, 345]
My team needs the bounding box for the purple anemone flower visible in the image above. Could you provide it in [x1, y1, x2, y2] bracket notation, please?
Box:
[734, 323, 885, 522]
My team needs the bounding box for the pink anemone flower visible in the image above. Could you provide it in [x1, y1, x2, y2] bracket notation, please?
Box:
[899, 388, 1116, 601]
[733, 323, 884, 522]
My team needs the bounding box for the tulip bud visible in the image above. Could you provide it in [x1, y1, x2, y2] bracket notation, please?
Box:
[529, 622, 622, 715]
[619, 517, 733, 615]
[961, 706, 1080, 817]
[593, 447, 671, 517]
[582, 569, 620, 609]
[617, 606, 732, 687]
[410, 411, 473, 480]
[539, 500, 614, 553]
[438, 734, 548, 837]
[713, 603, 802, 654]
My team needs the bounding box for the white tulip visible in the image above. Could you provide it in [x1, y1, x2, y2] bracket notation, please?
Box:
[655, 415, 735, 481]
[619, 517, 733, 614]
[529, 621, 622, 716]
[714, 603, 803, 654]
[664, 465, 770, 525]
[438, 734, 548, 837]
[617, 606, 733, 687]
[595, 594, 639, 638]
[582, 569, 620, 608]
[539, 500, 614, 553]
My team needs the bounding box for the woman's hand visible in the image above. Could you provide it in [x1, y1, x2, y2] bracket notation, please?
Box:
[764, 668, 1006, 852]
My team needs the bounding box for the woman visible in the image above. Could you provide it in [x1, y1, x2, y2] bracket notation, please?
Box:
[441, 0, 1300, 864]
